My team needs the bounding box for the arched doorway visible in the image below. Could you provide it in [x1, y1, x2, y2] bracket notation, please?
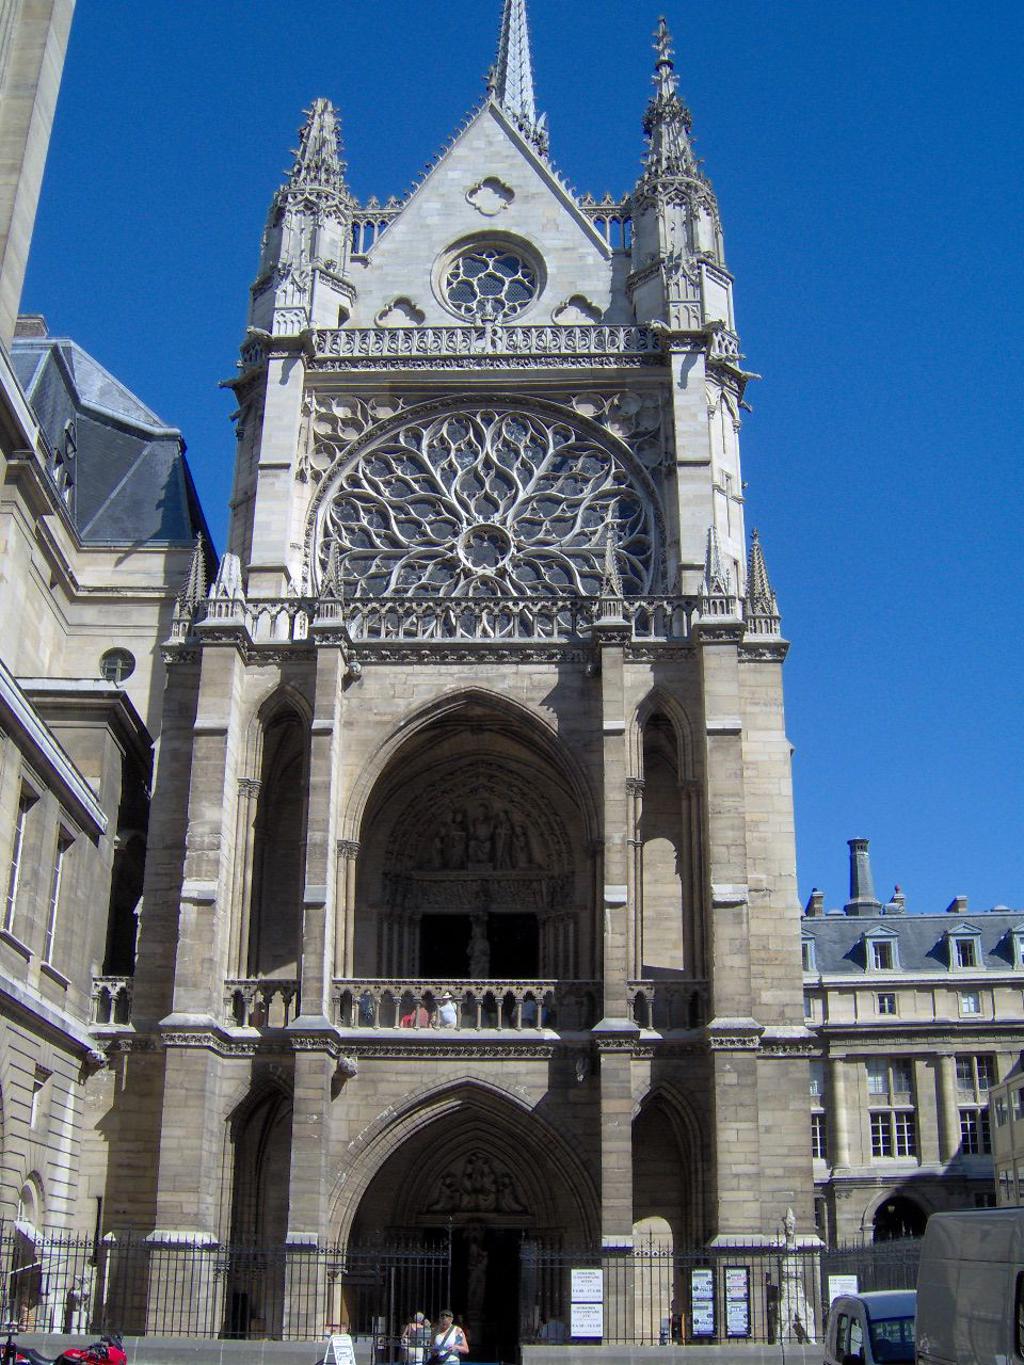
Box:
[225, 1088, 292, 1336]
[352, 694, 594, 988]
[343, 1085, 597, 1361]
[872, 1195, 927, 1241]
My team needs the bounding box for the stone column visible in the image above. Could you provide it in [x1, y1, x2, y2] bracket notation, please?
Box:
[625, 777, 644, 980]
[592, 620, 630, 1020]
[914, 1058, 940, 1164]
[298, 647, 345, 1021]
[937, 1053, 962, 1163]
[595, 1039, 636, 1340]
[827, 1057, 851, 1169]
[334, 840, 360, 978]
[229, 776, 261, 976]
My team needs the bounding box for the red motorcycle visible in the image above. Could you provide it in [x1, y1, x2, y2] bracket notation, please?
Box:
[2, 1326, 125, 1365]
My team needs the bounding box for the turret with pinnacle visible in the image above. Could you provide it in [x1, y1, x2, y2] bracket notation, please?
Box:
[249, 97, 356, 335]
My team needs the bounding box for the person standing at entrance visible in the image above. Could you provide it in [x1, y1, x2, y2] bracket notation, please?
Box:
[401, 1311, 431, 1364]
[430, 1309, 468, 1364]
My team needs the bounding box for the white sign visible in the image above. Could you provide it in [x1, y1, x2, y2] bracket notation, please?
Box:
[571, 1268, 604, 1303]
[321, 1335, 356, 1365]
[571, 1301, 604, 1338]
[691, 1267, 715, 1337]
[828, 1274, 859, 1304]
[724, 1267, 750, 1338]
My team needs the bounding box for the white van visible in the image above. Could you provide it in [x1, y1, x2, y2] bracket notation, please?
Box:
[916, 1208, 1024, 1364]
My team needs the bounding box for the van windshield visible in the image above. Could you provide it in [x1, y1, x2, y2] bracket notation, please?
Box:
[868, 1314, 916, 1363]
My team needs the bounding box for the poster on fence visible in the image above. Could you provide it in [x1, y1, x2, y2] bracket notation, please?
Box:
[724, 1267, 751, 1338]
[571, 1301, 604, 1338]
[571, 1268, 604, 1303]
[828, 1274, 859, 1304]
[690, 1267, 715, 1338]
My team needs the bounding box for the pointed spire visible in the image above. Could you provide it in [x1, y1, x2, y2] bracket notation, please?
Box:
[700, 526, 732, 599]
[491, 0, 549, 156]
[600, 514, 624, 600]
[175, 533, 208, 615]
[281, 97, 353, 212]
[640, 16, 698, 186]
[745, 528, 780, 631]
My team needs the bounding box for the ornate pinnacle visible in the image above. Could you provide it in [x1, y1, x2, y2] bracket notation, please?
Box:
[281, 97, 354, 213]
[320, 541, 345, 601]
[640, 16, 698, 186]
[744, 529, 781, 633]
[701, 526, 732, 599]
[491, 0, 549, 156]
[600, 514, 624, 601]
[175, 533, 208, 614]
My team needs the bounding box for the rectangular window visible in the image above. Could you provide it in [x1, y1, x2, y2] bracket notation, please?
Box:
[956, 938, 979, 968]
[997, 1097, 1009, 1126]
[43, 832, 71, 964]
[804, 991, 813, 1018]
[891, 1060, 913, 1096]
[960, 1108, 993, 1155]
[811, 1112, 828, 1160]
[977, 1056, 996, 1091]
[809, 1060, 826, 1098]
[871, 1111, 893, 1157]
[801, 940, 815, 971]
[999, 1170, 1013, 1203]
[877, 992, 897, 1016]
[867, 1059, 889, 1096]
[872, 940, 895, 970]
[29, 1067, 50, 1129]
[1014, 1089, 1024, 1122]
[4, 791, 33, 932]
[871, 1110, 917, 1158]
[960, 991, 981, 1016]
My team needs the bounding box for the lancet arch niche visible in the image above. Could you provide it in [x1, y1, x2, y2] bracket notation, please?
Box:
[352, 696, 595, 983]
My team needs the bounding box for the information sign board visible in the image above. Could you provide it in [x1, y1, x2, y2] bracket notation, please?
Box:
[828, 1274, 859, 1304]
[571, 1268, 604, 1303]
[690, 1267, 715, 1338]
[571, 1301, 603, 1338]
[724, 1267, 751, 1338]
[321, 1334, 356, 1365]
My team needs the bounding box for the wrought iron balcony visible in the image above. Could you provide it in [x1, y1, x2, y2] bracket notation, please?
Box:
[332, 979, 600, 1032]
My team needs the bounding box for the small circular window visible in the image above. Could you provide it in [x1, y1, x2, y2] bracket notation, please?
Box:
[443, 246, 538, 322]
[100, 648, 135, 685]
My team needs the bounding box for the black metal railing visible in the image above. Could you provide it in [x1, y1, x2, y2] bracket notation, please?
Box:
[0, 1226, 449, 1342]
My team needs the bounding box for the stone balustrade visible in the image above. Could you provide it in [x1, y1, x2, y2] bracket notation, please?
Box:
[332, 979, 600, 1032]
[182, 593, 709, 647]
[92, 975, 133, 1026]
[627, 979, 708, 1031]
[225, 978, 301, 1028]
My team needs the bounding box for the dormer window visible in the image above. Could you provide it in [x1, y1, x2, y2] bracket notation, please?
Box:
[864, 926, 900, 972]
[872, 941, 895, 970]
[947, 923, 984, 972]
[801, 937, 816, 972]
[1010, 924, 1024, 968]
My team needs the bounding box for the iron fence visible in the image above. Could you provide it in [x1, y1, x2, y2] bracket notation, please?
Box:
[519, 1238, 923, 1348]
[0, 1226, 449, 1343]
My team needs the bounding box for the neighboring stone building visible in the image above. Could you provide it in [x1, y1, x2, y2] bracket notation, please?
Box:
[990, 1054, 1024, 1207]
[802, 839, 1020, 1244]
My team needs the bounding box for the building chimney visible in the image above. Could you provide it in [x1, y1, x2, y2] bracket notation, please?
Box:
[14, 313, 47, 338]
[845, 837, 881, 916]
[884, 884, 907, 915]
[804, 888, 825, 918]
[945, 895, 968, 915]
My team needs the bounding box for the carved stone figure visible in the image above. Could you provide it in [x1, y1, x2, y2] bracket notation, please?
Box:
[468, 802, 495, 868]
[441, 809, 468, 870]
[468, 916, 490, 977]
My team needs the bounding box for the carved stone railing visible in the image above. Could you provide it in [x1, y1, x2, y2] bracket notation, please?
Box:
[225, 978, 301, 1028]
[333, 979, 600, 1032]
[579, 196, 633, 251]
[185, 594, 702, 647]
[628, 979, 708, 1031]
[92, 975, 133, 1026]
[309, 323, 662, 363]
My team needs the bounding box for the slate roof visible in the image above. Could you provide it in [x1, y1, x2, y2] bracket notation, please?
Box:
[803, 910, 1024, 975]
[11, 336, 209, 546]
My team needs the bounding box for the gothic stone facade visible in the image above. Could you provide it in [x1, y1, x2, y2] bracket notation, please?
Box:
[91, 8, 812, 1344]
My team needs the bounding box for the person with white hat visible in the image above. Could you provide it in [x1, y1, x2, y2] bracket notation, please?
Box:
[436, 991, 458, 1028]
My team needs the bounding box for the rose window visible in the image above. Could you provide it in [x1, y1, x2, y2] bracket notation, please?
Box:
[313, 405, 660, 599]
[443, 248, 537, 322]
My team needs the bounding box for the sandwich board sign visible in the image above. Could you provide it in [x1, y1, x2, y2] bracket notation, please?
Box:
[321, 1334, 356, 1365]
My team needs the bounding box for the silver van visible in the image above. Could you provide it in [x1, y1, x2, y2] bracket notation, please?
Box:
[916, 1208, 1024, 1365]
[823, 1290, 917, 1365]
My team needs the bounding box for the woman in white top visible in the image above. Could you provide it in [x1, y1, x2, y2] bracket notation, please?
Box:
[436, 992, 458, 1028]
[431, 1309, 468, 1364]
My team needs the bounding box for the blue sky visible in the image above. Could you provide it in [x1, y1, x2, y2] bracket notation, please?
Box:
[23, 2, 1023, 913]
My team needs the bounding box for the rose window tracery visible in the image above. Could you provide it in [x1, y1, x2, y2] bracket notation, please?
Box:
[443, 248, 537, 322]
[312, 404, 661, 598]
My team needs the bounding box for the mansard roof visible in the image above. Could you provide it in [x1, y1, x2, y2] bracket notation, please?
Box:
[802, 909, 1024, 975]
[11, 334, 209, 547]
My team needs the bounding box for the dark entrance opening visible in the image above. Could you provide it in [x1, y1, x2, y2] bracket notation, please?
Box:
[447, 1225, 522, 1362]
[873, 1195, 927, 1241]
[419, 914, 539, 979]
